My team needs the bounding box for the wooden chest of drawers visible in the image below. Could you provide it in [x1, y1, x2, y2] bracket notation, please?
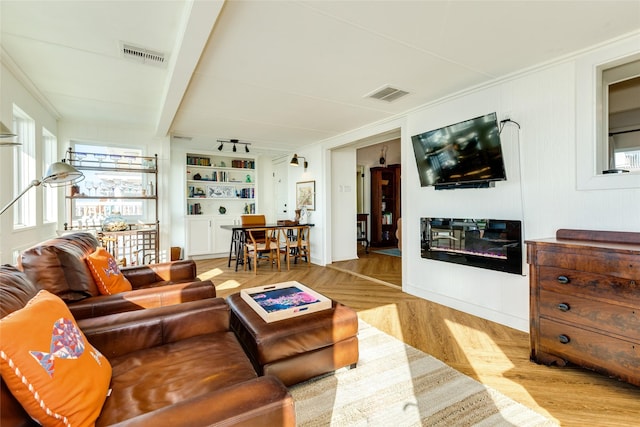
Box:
[526, 229, 640, 386]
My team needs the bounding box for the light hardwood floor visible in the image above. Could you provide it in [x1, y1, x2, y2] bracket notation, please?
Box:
[195, 249, 639, 427]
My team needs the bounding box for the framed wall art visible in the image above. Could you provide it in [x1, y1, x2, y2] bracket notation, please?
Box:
[208, 185, 235, 198]
[296, 180, 315, 211]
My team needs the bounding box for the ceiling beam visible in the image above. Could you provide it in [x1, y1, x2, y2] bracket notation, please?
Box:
[155, 0, 225, 137]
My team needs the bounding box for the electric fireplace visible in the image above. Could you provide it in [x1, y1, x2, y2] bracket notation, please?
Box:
[420, 218, 523, 274]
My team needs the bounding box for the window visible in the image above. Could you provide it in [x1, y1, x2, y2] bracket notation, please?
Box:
[614, 149, 640, 170]
[12, 106, 36, 227]
[576, 34, 640, 190]
[606, 70, 640, 173]
[71, 143, 146, 229]
[42, 128, 58, 223]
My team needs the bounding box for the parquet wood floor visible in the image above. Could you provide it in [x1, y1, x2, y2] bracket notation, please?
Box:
[195, 248, 639, 427]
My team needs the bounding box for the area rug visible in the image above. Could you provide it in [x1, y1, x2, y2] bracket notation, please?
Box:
[290, 321, 557, 427]
[372, 248, 402, 257]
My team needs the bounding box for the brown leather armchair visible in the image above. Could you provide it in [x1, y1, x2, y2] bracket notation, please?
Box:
[0, 265, 295, 427]
[17, 232, 216, 319]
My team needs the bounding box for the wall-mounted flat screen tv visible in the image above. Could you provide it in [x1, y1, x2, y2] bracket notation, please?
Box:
[411, 112, 506, 189]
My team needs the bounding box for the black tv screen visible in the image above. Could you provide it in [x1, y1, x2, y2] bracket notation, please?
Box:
[411, 113, 506, 188]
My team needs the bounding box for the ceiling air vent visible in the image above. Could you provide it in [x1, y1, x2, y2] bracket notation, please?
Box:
[172, 135, 193, 142]
[366, 85, 409, 102]
[120, 42, 167, 67]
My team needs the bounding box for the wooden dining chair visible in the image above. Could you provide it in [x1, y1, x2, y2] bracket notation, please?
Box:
[240, 214, 266, 227]
[238, 214, 267, 269]
[244, 227, 280, 274]
[278, 225, 310, 270]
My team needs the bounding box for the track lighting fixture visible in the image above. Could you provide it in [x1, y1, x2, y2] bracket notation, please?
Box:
[290, 154, 308, 170]
[216, 139, 250, 153]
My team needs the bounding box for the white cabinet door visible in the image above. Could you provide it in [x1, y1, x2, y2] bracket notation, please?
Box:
[212, 217, 235, 255]
[186, 216, 213, 256]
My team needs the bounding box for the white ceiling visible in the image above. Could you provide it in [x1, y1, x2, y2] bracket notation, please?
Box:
[2, 1, 640, 154]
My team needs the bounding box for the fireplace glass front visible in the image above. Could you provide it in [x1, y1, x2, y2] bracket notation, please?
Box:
[420, 218, 522, 274]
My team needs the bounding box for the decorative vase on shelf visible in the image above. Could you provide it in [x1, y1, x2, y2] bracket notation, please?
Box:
[102, 212, 128, 232]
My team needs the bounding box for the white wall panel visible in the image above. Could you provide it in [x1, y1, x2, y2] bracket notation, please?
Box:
[331, 148, 357, 262]
[402, 44, 640, 332]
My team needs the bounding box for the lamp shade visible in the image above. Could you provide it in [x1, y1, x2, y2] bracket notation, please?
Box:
[290, 154, 308, 169]
[42, 162, 84, 186]
[0, 121, 20, 146]
[0, 162, 84, 215]
[0, 121, 16, 138]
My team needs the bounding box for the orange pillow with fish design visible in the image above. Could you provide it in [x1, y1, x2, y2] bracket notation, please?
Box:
[86, 247, 132, 295]
[0, 290, 112, 426]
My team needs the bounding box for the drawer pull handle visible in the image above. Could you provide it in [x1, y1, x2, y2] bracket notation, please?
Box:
[557, 303, 570, 312]
[557, 275, 570, 284]
[558, 334, 571, 344]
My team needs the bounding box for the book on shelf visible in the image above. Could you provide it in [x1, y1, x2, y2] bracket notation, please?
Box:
[187, 156, 211, 166]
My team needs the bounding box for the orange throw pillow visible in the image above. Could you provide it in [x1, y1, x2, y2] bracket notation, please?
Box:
[86, 247, 133, 295]
[0, 290, 112, 426]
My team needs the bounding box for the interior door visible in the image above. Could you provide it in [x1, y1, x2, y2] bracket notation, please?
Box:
[273, 160, 288, 220]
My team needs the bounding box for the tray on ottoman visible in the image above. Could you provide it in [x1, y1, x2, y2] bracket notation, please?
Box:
[240, 281, 331, 323]
[228, 287, 359, 386]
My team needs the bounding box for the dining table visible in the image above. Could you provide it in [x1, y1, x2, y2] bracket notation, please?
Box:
[220, 222, 313, 271]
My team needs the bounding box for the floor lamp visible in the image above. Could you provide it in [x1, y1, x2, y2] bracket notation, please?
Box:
[0, 161, 84, 215]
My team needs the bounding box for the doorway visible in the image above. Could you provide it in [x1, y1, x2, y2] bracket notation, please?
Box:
[273, 159, 289, 221]
[329, 128, 402, 264]
[356, 138, 401, 253]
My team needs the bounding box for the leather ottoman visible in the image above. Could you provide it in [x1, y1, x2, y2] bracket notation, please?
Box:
[227, 292, 359, 386]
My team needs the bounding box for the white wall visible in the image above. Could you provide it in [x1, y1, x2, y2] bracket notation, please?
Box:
[402, 49, 639, 331]
[324, 36, 640, 332]
[356, 138, 401, 169]
[331, 148, 357, 261]
[288, 146, 324, 265]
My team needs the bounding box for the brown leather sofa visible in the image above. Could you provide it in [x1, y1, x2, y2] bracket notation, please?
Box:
[0, 265, 296, 426]
[16, 232, 216, 319]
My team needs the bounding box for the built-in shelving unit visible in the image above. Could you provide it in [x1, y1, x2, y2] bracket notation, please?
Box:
[185, 152, 258, 258]
[186, 154, 256, 216]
